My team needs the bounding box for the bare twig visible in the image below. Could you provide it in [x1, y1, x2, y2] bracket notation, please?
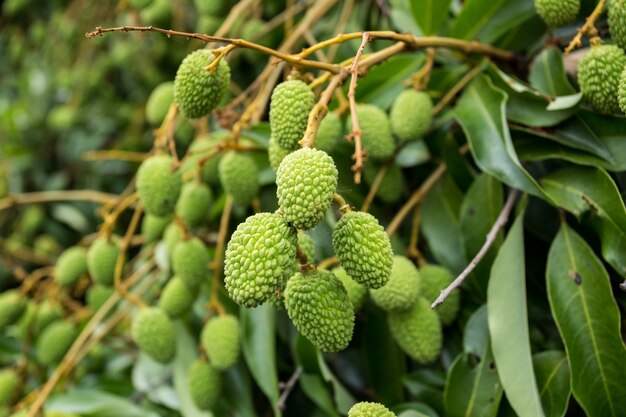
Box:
[361, 161, 390, 213]
[278, 367, 303, 411]
[432, 63, 484, 116]
[0, 190, 121, 212]
[209, 196, 233, 315]
[564, 0, 606, 54]
[431, 189, 519, 309]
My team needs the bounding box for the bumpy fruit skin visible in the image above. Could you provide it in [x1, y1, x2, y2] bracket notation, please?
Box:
[87, 237, 119, 286]
[619, 67, 626, 113]
[181, 134, 224, 185]
[363, 163, 405, 204]
[316, 112, 342, 153]
[0, 368, 18, 406]
[610, 0, 626, 49]
[201, 314, 240, 370]
[297, 231, 316, 263]
[332, 267, 367, 310]
[163, 222, 182, 258]
[390, 90, 432, 142]
[159, 276, 195, 318]
[284, 270, 355, 352]
[141, 214, 170, 244]
[348, 402, 397, 417]
[269, 80, 315, 150]
[172, 238, 211, 289]
[268, 136, 292, 172]
[370, 256, 421, 312]
[535, 0, 579, 27]
[332, 211, 393, 289]
[218, 152, 259, 206]
[175, 182, 213, 228]
[348, 105, 395, 160]
[188, 360, 221, 410]
[577, 45, 626, 114]
[36, 320, 77, 365]
[131, 307, 176, 364]
[224, 213, 297, 307]
[136, 155, 182, 217]
[145, 81, 174, 125]
[0, 290, 27, 329]
[420, 265, 459, 326]
[276, 148, 338, 230]
[388, 298, 442, 364]
[86, 284, 114, 312]
[55, 246, 88, 286]
[174, 49, 230, 119]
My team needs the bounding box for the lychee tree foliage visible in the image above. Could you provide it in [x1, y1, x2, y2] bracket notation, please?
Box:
[2, 0, 626, 416]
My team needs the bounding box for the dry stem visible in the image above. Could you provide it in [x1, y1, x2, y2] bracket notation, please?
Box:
[564, 0, 607, 54]
[0, 190, 121, 212]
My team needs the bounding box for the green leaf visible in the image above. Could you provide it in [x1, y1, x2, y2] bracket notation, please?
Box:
[410, 0, 452, 35]
[403, 370, 446, 415]
[132, 353, 178, 409]
[240, 304, 280, 416]
[529, 48, 576, 96]
[420, 175, 466, 274]
[317, 351, 356, 414]
[460, 173, 504, 297]
[46, 389, 160, 417]
[444, 306, 503, 417]
[474, 0, 535, 44]
[546, 225, 626, 417]
[589, 216, 626, 276]
[453, 74, 552, 202]
[533, 351, 571, 417]
[299, 373, 340, 417]
[488, 209, 546, 417]
[223, 362, 258, 417]
[451, 0, 508, 39]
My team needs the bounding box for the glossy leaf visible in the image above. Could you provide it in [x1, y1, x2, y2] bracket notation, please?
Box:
[529, 48, 576, 96]
[475, 0, 535, 44]
[45, 389, 160, 417]
[546, 225, 626, 417]
[410, 0, 452, 35]
[590, 216, 626, 276]
[533, 351, 570, 417]
[451, 0, 508, 39]
[488, 209, 545, 417]
[299, 373, 340, 417]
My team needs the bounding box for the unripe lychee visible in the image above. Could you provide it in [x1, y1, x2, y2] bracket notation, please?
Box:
[420, 264, 460, 326]
[54, 246, 88, 286]
[145, 81, 174, 125]
[131, 307, 176, 364]
[188, 360, 221, 410]
[347, 105, 395, 160]
[86, 284, 115, 312]
[0, 290, 27, 329]
[163, 222, 182, 258]
[577, 44, 626, 114]
[535, 0, 579, 27]
[315, 112, 342, 153]
[370, 256, 421, 312]
[332, 211, 393, 289]
[87, 237, 120, 286]
[141, 214, 170, 244]
[172, 237, 211, 289]
[174, 49, 230, 119]
[181, 134, 224, 185]
[332, 267, 367, 310]
[136, 155, 182, 217]
[175, 182, 213, 228]
[224, 212, 297, 307]
[201, 314, 240, 370]
[348, 402, 397, 417]
[269, 80, 315, 150]
[268, 136, 292, 172]
[36, 320, 77, 365]
[363, 163, 405, 204]
[159, 276, 196, 318]
[284, 270, 355, 352]
[33, 300, 62, 334]
[619, 67, 626, 113]
[390, 90, 432, 142]
[609, 0, 626, 49]
[276, 148, 338, 230]
[0, 368, 18, 406]
[218, 151, 259, 206]
[388, 298, 442, 364]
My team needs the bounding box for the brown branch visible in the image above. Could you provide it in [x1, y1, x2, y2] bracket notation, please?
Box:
[82, 150, 148, 162]
[113, 204, 146, 309]
[431, 189, 519, 309]
[278, 367, 303, 411]
[564, 0, 606, 54]
[361, 161, 390, 213]
[0, 190, 121, 212]
[209, 196, 233, 315]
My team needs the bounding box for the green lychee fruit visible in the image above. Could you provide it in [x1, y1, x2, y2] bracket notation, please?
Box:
[420, 264, 459, 326]
[0, 290, 27, 329]
[172, 238, 211, 289]
[188, 360, 221, 410]
[315, 112, 342, 153]
[163, 222, 182, 258]
[218, 151, 259, 206]
[159, 276, 196, 318]
[87, 237, 120, 286]
[284, 270, 355, 352]
[297, 231, 316, 263]
[224, 212, 297, 307]
[577, 44, 626, 114]
[86, 284, 115, 312]
[609, 0, 626, 49]
[145, 81, 174, 125]
[141, 214, 170, 244]
[0, 368, 18, 406]
[175, 182, 213, 228]
[54, 246, 88, 286]
[363, 162, 405, 204]
[332, 211, 393, 289]
[136, 155, 182, 217]
[36, 320, 77, 365]
[201, 314, 240, 370]
[388, 298, 442, 364]
[619, 66, 626, 113]
[332, 267, 367, 310]
[131, 307, 176, 364]
[276, 148, 338, 230]
[268, 136, 292, 172]
[181, 133, 225, 185]
[269, 80, 315, 150]
[535, 0, 579, 27]
[174, 49, 230, 119]
[348, 402, 397, 417]
[390, 90, 432, 142]
[370, 256, 421, 312]
[347, 104, 395, 160]
[33, 300, 62, 333]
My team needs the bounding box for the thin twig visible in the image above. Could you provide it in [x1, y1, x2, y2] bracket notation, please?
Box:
[564, 0, 606, 54]
[82, 150, 148, 162]
[0, 190, 121, 211]
[432, 63, 484, 116]
[278, 367, 303, 411]
[361, 161, 390, 213]
[431, 189, 519, 309]
[209, 196, 233, 315]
